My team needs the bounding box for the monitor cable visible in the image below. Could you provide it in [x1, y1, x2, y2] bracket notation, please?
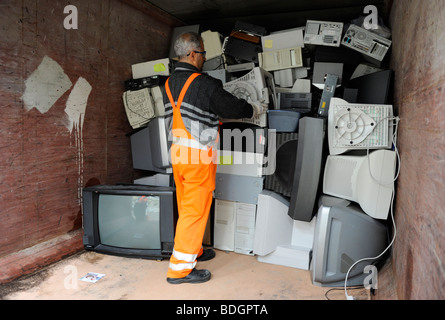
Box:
[344, 116, 401, 300]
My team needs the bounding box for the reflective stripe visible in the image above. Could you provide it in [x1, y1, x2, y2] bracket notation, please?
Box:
[172, 137, 212, 151]
[172, 249, 198, 263]
[179, 102, 220, 126]
[168, 261, 197, 271]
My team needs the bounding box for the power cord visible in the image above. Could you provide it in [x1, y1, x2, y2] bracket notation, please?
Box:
[344, 116, 401, 300]
[325, 285, 365, 300]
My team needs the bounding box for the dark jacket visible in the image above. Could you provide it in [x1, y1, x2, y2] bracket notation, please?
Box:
[162, 62, 253, 147]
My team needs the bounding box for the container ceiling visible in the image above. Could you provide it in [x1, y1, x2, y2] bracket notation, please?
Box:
[146, 0, 386, 34]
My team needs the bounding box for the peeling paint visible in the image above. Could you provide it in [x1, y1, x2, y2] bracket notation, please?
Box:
[22, 56, 72, 113]
[64, 77, 93, 202]
[64, 77, 92, 134]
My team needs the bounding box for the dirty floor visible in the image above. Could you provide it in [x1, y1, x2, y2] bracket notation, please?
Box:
[0, 249, 370, 301]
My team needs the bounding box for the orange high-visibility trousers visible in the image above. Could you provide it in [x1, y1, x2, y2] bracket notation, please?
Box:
[165, 73, 218, 279]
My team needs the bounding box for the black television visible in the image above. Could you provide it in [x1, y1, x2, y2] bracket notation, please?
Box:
[82, 184, 177, 260]
[264, 116, 326, 222]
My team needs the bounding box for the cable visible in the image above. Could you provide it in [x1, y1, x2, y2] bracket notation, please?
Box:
[344, 190, 397, 300]
[344, 116, 401, 300]
[325, 285, 364, 300]
[366, 116, 401, 185]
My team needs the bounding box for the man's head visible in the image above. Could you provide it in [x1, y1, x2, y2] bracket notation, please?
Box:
[174, 32, 206, 71]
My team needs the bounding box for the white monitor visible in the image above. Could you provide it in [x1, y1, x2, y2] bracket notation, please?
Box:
[328, 98, 394, 155]
[323, 150, 397, 220]
[253, 190, 293, 256]
[253, 190, 317, 271]
[222, 67, 277, 127]
[123, 86, 165, 130]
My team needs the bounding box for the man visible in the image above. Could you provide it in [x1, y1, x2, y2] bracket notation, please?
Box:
[163, 32, 264, 284]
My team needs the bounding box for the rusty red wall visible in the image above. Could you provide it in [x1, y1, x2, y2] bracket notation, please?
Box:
[375, 0, 445, 299]
[0, 0, 181, 283]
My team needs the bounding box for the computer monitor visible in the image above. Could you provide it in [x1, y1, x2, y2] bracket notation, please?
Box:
[288, 117, 325, 221]
[345, 70, 393, 105]
[311, 204, 388, 287]
[264, 116, 326, 222]
[253, 190, 293, 256]
[123, 86, 165, 130]
[129, 116, 172, 174]
[222, 67, 277, 127]
[328, 98, 394, 155]
[253, 190, 317, 271]
[323, 150, 397, 220]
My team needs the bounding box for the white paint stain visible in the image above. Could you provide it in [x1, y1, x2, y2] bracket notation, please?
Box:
[64, 77, 93, 202]
[22, 56, 72, 113]
[64, 77, 92, 133]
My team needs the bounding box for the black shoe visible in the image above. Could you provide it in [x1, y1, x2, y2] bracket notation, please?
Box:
[166, 268, 211, 284]
[197, 249, 216, 262]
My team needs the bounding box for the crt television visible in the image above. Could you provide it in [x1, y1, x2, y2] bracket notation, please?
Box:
[82, 184, 178, 259]
[311, 203, 388, 287]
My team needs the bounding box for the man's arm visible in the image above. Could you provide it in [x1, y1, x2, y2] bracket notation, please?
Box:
[208, 85, 254, 120]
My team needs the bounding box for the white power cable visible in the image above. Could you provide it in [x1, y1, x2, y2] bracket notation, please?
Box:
[344, 116, 400, 300]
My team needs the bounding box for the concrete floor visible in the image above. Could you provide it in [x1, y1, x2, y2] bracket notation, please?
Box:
[0, 249, 370, 301]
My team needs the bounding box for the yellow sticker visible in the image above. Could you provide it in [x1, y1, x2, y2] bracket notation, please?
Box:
[219, 156, 233, 165]
[321, 102, 326, 109]
[264, 39, 273, 49]
[153, 63, 166, 73]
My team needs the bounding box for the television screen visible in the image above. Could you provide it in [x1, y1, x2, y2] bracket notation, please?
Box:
[82, 185, 177, 259]
[98, 194, 161, 250]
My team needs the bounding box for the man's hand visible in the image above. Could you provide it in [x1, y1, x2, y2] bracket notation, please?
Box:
[250, 100, 268, 117]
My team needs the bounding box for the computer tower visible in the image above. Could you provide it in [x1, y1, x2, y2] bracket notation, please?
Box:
[214, 199, 257, 255]
[341, 24, 392, 66]
[304, 20, 343, 47]
[214, 173, 264, 205]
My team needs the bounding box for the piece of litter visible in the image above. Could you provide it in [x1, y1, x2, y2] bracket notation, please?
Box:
[80, 272, 105, 283]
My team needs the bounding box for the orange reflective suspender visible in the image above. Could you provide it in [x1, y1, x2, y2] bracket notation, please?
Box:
[165, 73, 201, 141]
